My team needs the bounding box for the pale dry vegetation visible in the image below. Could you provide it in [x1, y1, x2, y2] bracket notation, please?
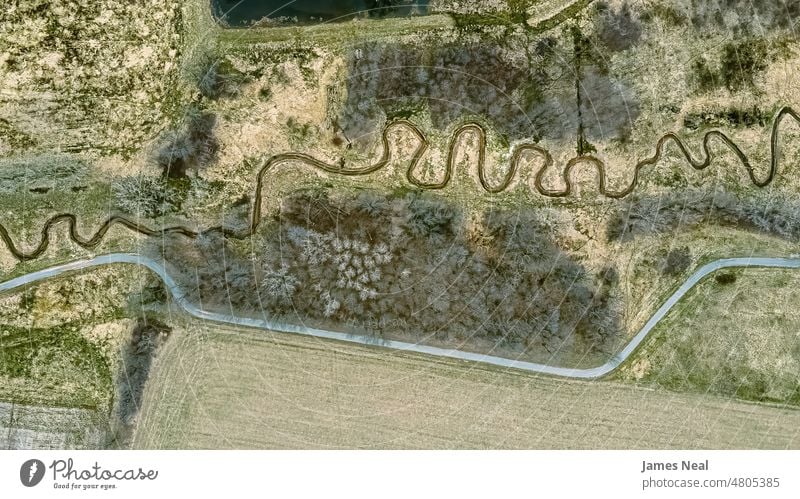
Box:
[0, 0, 187, 156]
[133, 320, 800, 449]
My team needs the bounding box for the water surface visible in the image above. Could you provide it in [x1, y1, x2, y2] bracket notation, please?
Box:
[213, 0, 430, 26]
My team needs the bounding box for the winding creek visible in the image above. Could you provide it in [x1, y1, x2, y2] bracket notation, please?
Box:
[2, 105, 798, 261]
[2, 107, 799, 377]
[2, 253, 798, 379]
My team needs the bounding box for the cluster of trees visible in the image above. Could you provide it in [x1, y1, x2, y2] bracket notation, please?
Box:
[338, 39, 571, 145]
[643, 0, 799, 33]
[688, 0, 799, 33]
[172, 190, 620, 356]
[338, 29, 641, 148]
[111, 55, 230, 220]
[607, 189, 800, 242]
[620, 2, 785, 95]
[111, 175, 183, 218]
[112, 317, 170, 445]
[593, 1, 642, 52]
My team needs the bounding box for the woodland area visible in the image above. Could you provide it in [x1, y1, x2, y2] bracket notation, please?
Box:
[165, 189, 620, 356]
[337, 2, 644, 148]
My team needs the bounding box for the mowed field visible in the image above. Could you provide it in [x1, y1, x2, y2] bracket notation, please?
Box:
[133, 318, 800, 449]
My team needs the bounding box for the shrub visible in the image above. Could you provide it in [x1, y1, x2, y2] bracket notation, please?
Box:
[278, 189, 341, 232]
[594, 1, 642, 52]
[642, 3, 688, 26]
[365, 0, 422, 17]
[661, 247, 692, 276]
[111, 175, 182, 218]
[690, 59, 719, 93]
[403, 195, 458, 239]
[196, 58, 244, 100]
[720, 39, 768, 91]
[0, 154, 87, 194]
[156, 108, 219, 178]
[683, 106, 768, 130]
[715, 272, 737, 285]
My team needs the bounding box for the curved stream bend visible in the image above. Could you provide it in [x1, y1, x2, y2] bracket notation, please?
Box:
[2, 253, 798, 379]
[1, 106, 798, 260]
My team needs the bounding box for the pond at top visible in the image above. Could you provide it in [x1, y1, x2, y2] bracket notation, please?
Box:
[213, 1, 430, 26]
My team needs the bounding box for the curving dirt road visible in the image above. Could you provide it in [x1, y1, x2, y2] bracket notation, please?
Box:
[2, 253, 797, 379]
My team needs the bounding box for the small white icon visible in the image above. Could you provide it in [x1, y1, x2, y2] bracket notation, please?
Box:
[28, 461, 38, 484]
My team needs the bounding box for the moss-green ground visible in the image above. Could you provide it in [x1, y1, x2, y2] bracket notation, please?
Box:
[0, 265, 157, 413]
[0, 323, 114, 410]
[616, 267, 800, 406]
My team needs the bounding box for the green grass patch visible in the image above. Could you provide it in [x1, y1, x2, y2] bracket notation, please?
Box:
[617, 268, 800, 407]
[0, 323, 114, 411]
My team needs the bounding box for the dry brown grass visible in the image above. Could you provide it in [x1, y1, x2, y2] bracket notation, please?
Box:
[133, 318, 800, 449]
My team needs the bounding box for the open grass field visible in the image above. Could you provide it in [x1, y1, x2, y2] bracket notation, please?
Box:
[617, 268, 800, 407]
[133, 317, 800, 449]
